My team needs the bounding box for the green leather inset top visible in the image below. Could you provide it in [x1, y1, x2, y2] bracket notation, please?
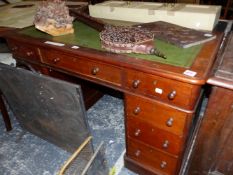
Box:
[20, 21, 203, 68]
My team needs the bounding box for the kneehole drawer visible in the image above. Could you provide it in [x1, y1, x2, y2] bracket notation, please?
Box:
[42, 50, 122, 87]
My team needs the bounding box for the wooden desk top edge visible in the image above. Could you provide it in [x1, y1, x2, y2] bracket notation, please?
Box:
[3, 29, 223, 86]
[207, 33, 233, 90]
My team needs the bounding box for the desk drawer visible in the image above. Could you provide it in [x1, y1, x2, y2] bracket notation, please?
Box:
[7, 40, 40, 61]
[125, 94, 192, 136]
[127, 116, 185, 155]
[127, 137, 179, 175]
[42, 51, 122, 87]
[125, 70, 200, 109]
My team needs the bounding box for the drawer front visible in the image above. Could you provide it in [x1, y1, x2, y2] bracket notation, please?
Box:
[125, 70, 199, 108]
[127, 137, 179, 175]
[7, 40, 40, 61]
[127, 116, 185, 155]
[42, 51, 122, 87]
[125, 94, 191, 136]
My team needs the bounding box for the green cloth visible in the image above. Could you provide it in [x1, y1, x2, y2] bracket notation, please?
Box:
[20, 21, 202, 68]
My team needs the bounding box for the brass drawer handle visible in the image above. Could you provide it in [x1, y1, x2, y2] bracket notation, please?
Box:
[53, 58, 60, 64]
[162, 140, 169, 149]
[160, 161, 167, 169]
[12, 46, 18, 51]
[132, 80, 140, 89]
[135, 150, 141, 157]
[26, 51, 33, 56]
[91, 67, 99, 75]
[168, 90, 176, 100]
[133, 107, 141, 115]
[166, 117, 174, 127]
[134, 129, 141, 136]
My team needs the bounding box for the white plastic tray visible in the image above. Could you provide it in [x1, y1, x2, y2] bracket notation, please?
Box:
[89, 1, 221, 31]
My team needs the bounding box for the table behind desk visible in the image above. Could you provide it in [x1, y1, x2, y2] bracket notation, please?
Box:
[186, 31, 233, 175]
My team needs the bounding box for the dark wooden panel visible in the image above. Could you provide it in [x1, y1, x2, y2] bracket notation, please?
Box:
[207, 32, 233, 90]
[187, 87, 233, 175]
[44, 68, 104, 110]
[0, 64, 90, 152]
[16, 61, 103, 110]
[186, 31, 233, 175]
[215, 32, 233, 80]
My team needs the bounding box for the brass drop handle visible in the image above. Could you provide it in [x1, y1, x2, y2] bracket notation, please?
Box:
[135, 150, 141, 157]
[12, 46, 18, 51]
[160, 161, 167, 169]
[134, 129, 141, 136]
[91, 67, 99, 75]
[132, 80, 140, 89]
[53, 58, 60, 64]
[133, 107, 141, 115]
[166, 118, 174, 127]
[162, 140, 169, 148]
[26, 51, 33, 56]
[168, 90, 176, 100]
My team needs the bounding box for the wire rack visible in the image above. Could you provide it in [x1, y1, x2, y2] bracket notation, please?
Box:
[59, 136, 109, 175]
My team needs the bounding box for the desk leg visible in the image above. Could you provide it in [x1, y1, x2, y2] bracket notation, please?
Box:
[0, 90, 12, 131]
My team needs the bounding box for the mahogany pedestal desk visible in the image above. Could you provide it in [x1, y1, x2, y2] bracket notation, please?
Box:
[185, 32, 233, 175]
[3, 22, 223, 175]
